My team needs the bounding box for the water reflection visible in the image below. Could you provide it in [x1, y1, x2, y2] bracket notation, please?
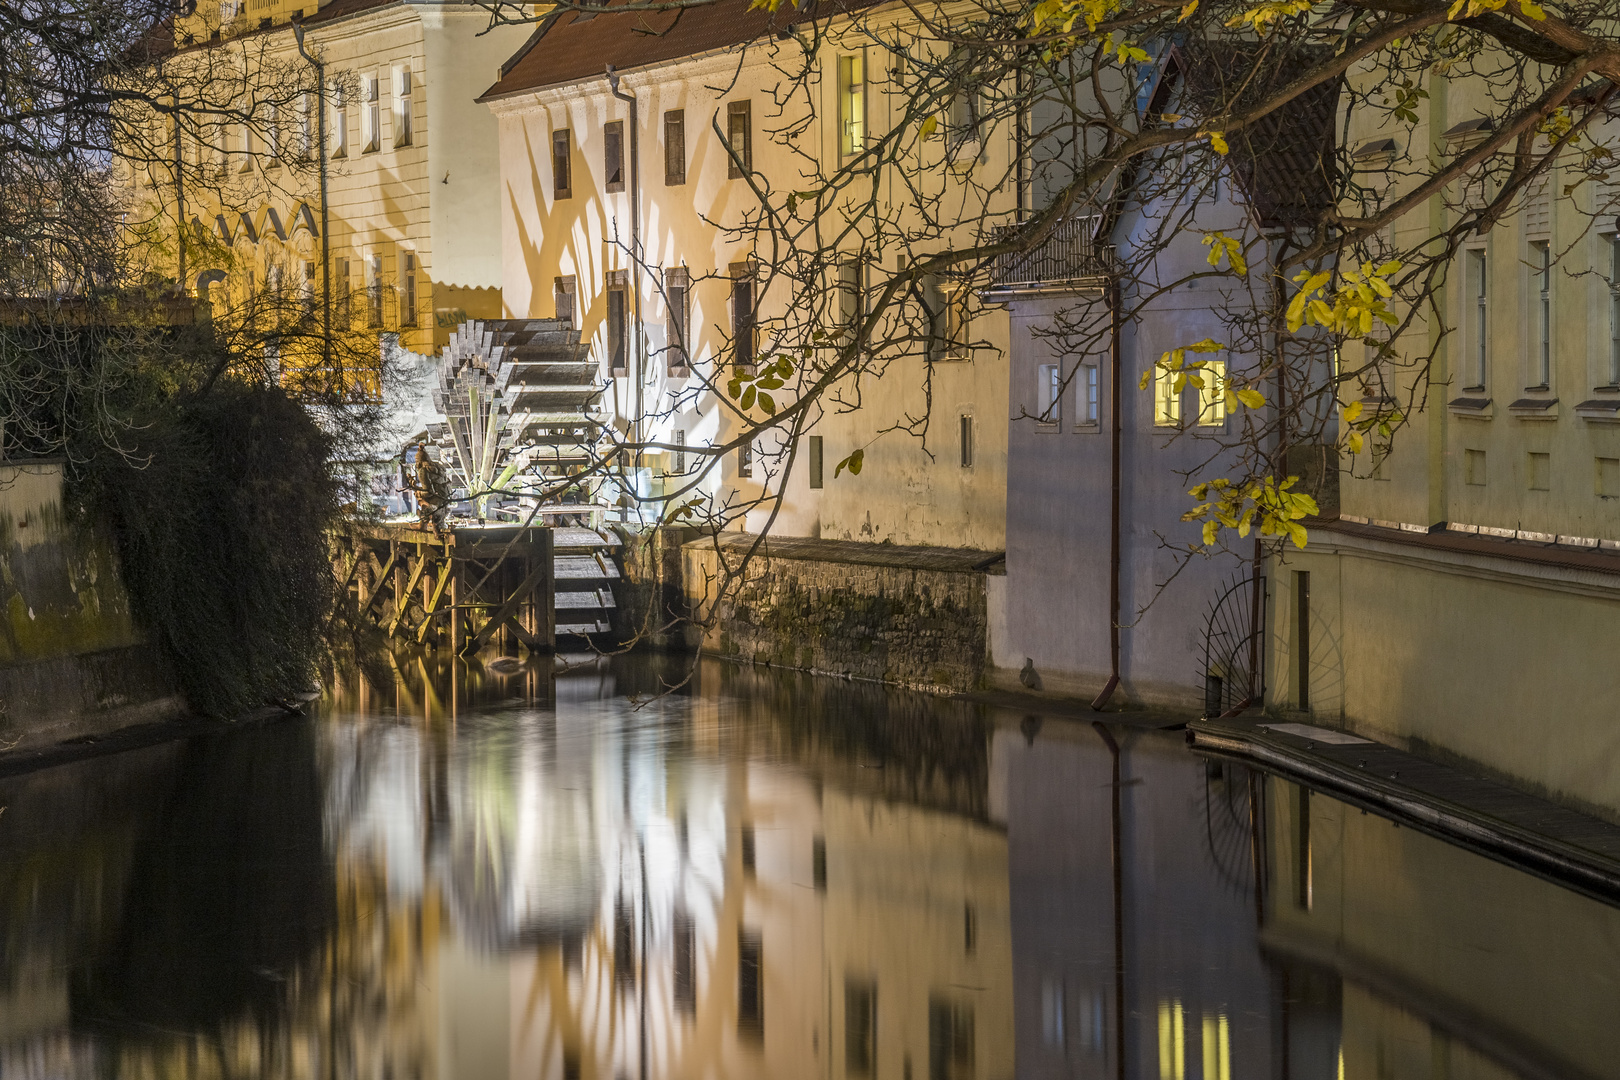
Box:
[1, 655, 1619, 1077]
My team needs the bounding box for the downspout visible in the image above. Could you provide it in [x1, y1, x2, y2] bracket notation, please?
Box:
[173, 89, 186, 294]
[606, 65, 644, 480]
[293, 20, 331, 371]
[1092, 278, 1123, 710]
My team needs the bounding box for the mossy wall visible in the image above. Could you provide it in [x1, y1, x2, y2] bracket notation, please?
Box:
[684, 537, 991, 693]
[0, 462, 182, 748]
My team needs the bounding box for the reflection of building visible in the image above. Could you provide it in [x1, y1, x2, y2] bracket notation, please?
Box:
[993, 721, 1277, 1080]
[1263, 774, 1620, 1080]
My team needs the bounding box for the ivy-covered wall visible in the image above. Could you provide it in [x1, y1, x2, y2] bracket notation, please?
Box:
[0, 461, 182, 749]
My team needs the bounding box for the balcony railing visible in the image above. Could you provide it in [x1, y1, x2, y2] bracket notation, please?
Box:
[988, 215, 1115, 291]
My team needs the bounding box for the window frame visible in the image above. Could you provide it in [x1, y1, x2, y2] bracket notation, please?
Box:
[362, 74, 380, 154]
[605, 120, 626, 193]
[1196, 357, 1228, 429]
[606, 270, 629, 376]
[1464, 246, 1488, 391]
[1154, 366, 1182, 428]
[838, 53, 866, 159]
[730, 261, 757, 372]
[1608, 234, 1620, 388]
[664, 266, 690, 375]
[664, 109, 686, 186]
[554, 274, 576, 328]
[726, 100, 751, 178]
[552, 129, 572, 200]
[1036, 362, 1061, 427]
[1530, 238, 1551, 390]
[1076, 361, 1100, 429]
[400, 248, 417, 326]
[393, 66, 413, 147]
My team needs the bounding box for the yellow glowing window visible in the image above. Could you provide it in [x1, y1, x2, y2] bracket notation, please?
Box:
[1155, 368, 1181, 427]
[839, 54, 865, 157]
[1198, 358, 1227, 427]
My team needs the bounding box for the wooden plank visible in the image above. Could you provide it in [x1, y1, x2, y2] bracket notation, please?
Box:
[357, 547, 399, 618]
[414, 559, 456, 645]
[466, 560, 552, 652]
[386, 546, 432, 638]
[504, 615, 544, 653]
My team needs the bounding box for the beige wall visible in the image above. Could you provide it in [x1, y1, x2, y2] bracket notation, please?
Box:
[489, 15, 1012, 549]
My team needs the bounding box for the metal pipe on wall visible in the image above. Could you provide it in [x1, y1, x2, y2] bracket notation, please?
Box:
[1092, 278, 1123, 710]
[606, 65, 645, 477]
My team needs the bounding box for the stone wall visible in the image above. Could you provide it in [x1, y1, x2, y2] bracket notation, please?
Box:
[609, 524, 699, 650]
[0, 461, 183, 750]
[684, 534, 1001, 693]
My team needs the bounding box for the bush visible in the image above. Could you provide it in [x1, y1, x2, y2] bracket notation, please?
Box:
[85, 381, 338, 717]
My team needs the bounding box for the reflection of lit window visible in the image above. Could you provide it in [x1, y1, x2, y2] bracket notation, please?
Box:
[673, 907, 696, 1016]
[929, 996, 975, 1080]
[1202, 1013, 1231, 1080]
[846, 977, 876, 1076]
[1158, 999, 1185, 1080]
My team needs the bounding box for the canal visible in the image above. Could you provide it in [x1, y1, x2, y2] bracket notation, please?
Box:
[0, 654, 1615, 1079]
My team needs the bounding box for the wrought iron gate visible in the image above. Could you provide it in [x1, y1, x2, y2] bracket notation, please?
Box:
[1200, 572, 1265, 718]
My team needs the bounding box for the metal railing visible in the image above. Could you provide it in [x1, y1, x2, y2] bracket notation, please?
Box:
[989, 215, 1115, 290]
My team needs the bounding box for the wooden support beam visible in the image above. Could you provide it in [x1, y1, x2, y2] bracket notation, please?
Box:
[465, 559, 551, 653]
[414, 559, 456, 645]
[386, 546, 432, 638]
[357, 547, 399, 619]
[503, 615, 543, 653]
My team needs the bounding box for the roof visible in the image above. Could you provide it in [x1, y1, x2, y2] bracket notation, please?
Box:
[1180, 45, 1342, 230]
[153, 0, 399, 60]
[480, 0, 869, 102]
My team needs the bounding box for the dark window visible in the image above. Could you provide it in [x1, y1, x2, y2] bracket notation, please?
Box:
[665, 267, 689, 373]
[674, 907, 696, 1016]
[613, 895, 636, 987]
[605, 120, 625, 192]
[959, 414, 974, 468]
[727, 100, 751, 178]
[929, 997, 975, 1080]
[552, 129, 572, 199]
[554, 275, 576, 328]
[740, 822, 755, 875]
[1295, 570, 1310, 710]
[739, 441, 754, 479]
[665, 109, 686, 185]
[607, 283, 628, 375]
[846, 978, 876, 1077]
[731, 264, 755, 371]
[738, 930, 764, 1041]
[809, 435, 824, 489]
[964, 904, 977, 955]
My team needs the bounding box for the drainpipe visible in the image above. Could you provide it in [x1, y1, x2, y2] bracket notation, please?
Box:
[1092, 278, 1123, 710]
[293, 20, 332, 371]
[606, 65, 644, 484]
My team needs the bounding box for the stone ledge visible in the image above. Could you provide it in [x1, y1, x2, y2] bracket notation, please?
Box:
[697, 532, 1004, 575]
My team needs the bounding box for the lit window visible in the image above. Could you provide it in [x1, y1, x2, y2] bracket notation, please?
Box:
[838, 54, 865, 158]
[1078, 362, 1099, 425]
[1154, 367, 1181, 427]
[1197, 358, 1227, 427]
[394, 67, 413, 146]
[1037, 363, 1061, 425]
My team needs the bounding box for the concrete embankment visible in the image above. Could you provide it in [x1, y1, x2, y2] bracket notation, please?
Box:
[0, 461, 183, 751]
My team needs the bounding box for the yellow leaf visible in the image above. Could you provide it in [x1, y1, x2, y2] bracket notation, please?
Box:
[1287, 521, 1309, 548]
[920, 115, 938, 140]
[1202, 519, 1219, 545]
[1342, 399, 1363, 422]
[1347, 431, 1364, 453]
[1189, 338, 1225, 353]
[1236, 387, 1265, 408]
[1139, 371, 1152, 390]
[1179, 0, 1198, 18]
[1161, 112, 1183, 122]
[1207, 131, 1229, 155]
[1517, 0, 1546, 18]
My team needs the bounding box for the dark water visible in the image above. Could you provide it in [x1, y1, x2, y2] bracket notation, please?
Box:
[1, 654, 1617, 1079]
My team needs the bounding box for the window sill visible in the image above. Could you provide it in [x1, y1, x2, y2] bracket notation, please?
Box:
[1035, 423, 1059, 433]
[1507, 397, 1558, 420]
[1447, 396, 1492, 419]
[1575, 399, 1620, 423]
[1072, 422, 1101, 433]
[605, 185, 626, 194]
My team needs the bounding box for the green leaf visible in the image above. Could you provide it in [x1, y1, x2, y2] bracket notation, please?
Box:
[757, 391, 776, 414]
[741, 385, 756, 411]
[835, 448, 865, 477]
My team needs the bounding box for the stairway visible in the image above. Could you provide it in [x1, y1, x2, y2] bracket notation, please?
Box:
[553, 526, 619, 636]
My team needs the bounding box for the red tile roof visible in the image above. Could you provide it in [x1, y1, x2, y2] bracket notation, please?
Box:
[480, 0, 865, 102]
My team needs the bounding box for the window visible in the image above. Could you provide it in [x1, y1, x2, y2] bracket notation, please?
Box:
[664, 110, 686, 186]
[302, 260, 315, 314]
[299, 93, 313, 160]
[846, 979, 877, 1077]
[1528, 451, 1551, 491]
[731, 263, 756, 371]
[1294, 571, 1310, 713]
[959, 413, 974, 468]
[1036, 363, 1061, 425]
[1465, 447, 1486, 486]
[1154, 367, 1181, 427]
[554, 275, 576, 328]
[367, 253, 383, 326]
[605, 121, 625, 192]
[1531, 239, 1551, 388]
[947, 89, 981, 153]
[1465, 248, 1487, 389]
[607, 274, 628, 375]
[330, 82, 348, 158]
[726, 100, 751, 177]
[738, 930, 764, 1041]
[665, 267, 689, 373]
[809, 435, 824, 488]
[394, 66, 412, 146]
[673, 907, 696, 1017]
[400, 249, 417, 326]
[335, 257, 351, 327]
[928, 997, 975, 1080]
[363, 75, 379, 153]
[837, 256, 864, 341]
[738, 441, 754, 479]
[1609, 236, 1620, 387]
[740, 823, 755, 874]
[237, 121, 252, 171]
[1078, 362, 1099, 426]
[552, 129, 572, 199]
[672, 429, 687, 475]
[1197, 358, 1227, 428]
[264, 103, 279, 162]
[839, 54, 865, 157]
